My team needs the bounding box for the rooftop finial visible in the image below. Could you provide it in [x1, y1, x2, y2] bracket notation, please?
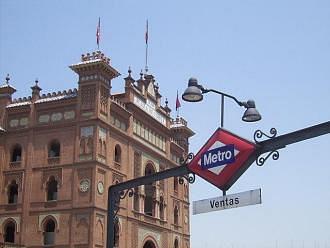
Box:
[128, 66, 132, 77]
[140, 70, 143, 79]
[165, 98, 169, 107]
[5, 74, 10, 85]
[35, 78, 39, 86]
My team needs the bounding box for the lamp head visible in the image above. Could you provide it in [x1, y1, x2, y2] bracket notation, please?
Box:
[182, 77, 203, 102]
[242, 100, 262, 122]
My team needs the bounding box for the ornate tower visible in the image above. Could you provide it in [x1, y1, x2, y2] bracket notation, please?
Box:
[70, 51, 120, 120]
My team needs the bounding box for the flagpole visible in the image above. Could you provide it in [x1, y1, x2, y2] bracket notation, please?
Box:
[145, 19, 148, 73]
[176, 90, 181, 118]
[96, 17, 100, 51]
[145, 43, 148, 72]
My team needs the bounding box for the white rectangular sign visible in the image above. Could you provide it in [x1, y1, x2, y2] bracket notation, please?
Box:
[193, 189, 262, 215]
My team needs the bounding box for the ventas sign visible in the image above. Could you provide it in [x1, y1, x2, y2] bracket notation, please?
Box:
[188, 128, 256, 191]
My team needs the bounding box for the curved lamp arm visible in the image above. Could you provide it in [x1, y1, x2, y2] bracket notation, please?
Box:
[200, 87, 247, 108]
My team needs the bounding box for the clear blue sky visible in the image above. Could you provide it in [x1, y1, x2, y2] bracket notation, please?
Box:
[1, 1, 329, 247]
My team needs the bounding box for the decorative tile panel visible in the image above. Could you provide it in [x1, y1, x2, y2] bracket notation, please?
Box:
[64, 110, 75, 120]
[19, 117, 28, 126]
[39, 114, 50, 123]
[9, 119, 19, 128]
[138, 227, 161, 247]
[51, 112, 63, 122]
[81, 126, 94, 137]
[99, 127, 107, 140]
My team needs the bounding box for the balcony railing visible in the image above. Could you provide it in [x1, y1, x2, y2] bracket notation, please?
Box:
[0, 243, 25, 248]
[47, 156, 60, 165]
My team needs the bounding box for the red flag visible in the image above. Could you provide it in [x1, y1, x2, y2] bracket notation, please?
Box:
[145, 20, 148, 44]
[176, 90, 181, 111]
[96, 17, 101, 48]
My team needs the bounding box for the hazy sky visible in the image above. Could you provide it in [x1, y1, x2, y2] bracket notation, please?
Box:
[1, 1, 329, 247]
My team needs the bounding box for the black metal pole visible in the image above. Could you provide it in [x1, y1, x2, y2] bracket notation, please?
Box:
[106, 164, 192, 248]
[107, 187, 116, 248]
[258, 121, 330, 154]
[221, 94, 224, 128]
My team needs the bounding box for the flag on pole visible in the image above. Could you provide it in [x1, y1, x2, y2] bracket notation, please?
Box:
[145, 19, 149, 72]
[176, 90, 181, 111]
[145, 19, 149, 44]
[96, 17, 101, 49]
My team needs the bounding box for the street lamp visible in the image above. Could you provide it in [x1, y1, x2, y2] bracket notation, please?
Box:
[182, 77, 261, 127]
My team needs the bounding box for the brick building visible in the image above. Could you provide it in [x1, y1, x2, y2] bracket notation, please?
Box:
[0, 51, 194, 248]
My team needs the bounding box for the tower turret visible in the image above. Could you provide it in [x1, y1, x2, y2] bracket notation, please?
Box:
[31, 79, 42, 101]
[0, 74, 16, 128]
[69, 51, 120, 119]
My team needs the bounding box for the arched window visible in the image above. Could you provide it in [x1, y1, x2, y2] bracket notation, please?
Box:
[98, 139, 103, 155]
[113, 218, 120, 247]
[86, 138, 93, 154]
[159, 196, 165, 220]
[8, 180, 18, 204]
[4, 221, 15, 243]
[143, 240, 156, 248]
[184, 183, 189, 199]
[114, 145, 121, 163]
[102, 141, 107, 157]
[144, 163, 155, 216]
[11, 144, 22, 162]
[174, 205, 179, 225]
[43, 219, 56, 245]
[47, 176, 58, 201]
[174, 177, 178, 191]
[133, 187, 140, 212]
[79, 138, 85, 154]
[48, 140, 60, 158]
[174, 238, 179, 248]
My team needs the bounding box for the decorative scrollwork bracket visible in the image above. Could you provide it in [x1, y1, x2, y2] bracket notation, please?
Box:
[114, 188, 134, 219]
[179, 152, 196, 185]
[179, 173, 196, 185]
[254, 128, 280, 166]
[256, 150, 279, 166]
[179, 152, 194, 166]
[254, 128, 278, 143]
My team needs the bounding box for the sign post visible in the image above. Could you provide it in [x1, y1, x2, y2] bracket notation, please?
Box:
[106, 121, 330, 248]
[193, 189, 262, 215]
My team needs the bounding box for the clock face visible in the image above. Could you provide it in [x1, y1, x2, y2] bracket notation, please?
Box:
[97, 181, 104, 194]
[79, 179, 90, 193]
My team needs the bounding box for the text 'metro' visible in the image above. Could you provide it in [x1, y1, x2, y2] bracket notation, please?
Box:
[201, 144, 235, 170]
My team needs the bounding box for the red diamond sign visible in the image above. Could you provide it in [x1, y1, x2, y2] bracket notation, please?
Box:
[188, 128, 257, 191]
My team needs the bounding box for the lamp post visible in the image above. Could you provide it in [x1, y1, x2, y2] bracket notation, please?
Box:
[182, 77, 262, 196]
[182, 77, 262, 127]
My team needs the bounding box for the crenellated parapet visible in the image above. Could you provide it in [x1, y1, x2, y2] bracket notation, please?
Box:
[81, 51, 110, 64]
[8, 88, 78, 108]
[170, 117, 195, 153]
[70, 51, 120, 81]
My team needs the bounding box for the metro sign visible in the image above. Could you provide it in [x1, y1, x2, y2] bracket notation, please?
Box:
[188, 128, 257, 191]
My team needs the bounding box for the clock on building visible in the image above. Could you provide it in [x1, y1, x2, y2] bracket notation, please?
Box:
[97, 181, 104, 194]
[79, 179, 90, 192]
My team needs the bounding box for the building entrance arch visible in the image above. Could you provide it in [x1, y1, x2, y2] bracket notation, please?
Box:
[143, 240, 157, 248]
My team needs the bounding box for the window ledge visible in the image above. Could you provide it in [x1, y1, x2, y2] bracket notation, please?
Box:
[1, 243, 25, 248]
[9, 161, 21, 167]
[48, 157, 60, 165]
[5, 203, 19, 211]
[44, 200, 57, 208]
[114, 161, 121, 169]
